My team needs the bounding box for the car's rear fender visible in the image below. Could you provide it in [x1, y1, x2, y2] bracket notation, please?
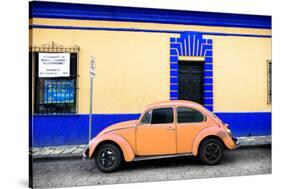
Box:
[88, 132, 135, 162]
[192, 126, 236, 156]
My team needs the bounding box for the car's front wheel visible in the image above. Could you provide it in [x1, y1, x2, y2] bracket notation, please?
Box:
[199, 138, 224, 165]
[95, 143, 122, 173]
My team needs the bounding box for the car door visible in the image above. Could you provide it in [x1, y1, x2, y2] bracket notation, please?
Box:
[136, 107, 177, 156]
[176, 106, 209, 153]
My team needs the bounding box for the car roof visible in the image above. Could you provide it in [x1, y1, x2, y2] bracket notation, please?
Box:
[145, 100, 205, 109]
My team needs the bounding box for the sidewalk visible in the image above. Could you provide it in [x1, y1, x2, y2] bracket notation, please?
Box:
[31, 135, 271, 159]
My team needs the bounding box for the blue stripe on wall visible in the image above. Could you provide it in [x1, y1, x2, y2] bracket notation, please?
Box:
[170, 49, 178, 56]
[205, 51, 213, 57]
[170, 38, 176, 43]
[170, 64, 179, 69]
[204, 78, 213, 83]
[170, 77, 178, 83]
[204, 71, 213, 77]
[205, 57, 213, 63]
[204, 105, 213, 111]
[207, 39, 213, 44]
[170, 92, 178, 98]
[203, 85, 213, 91]
[204, 64, 213, 70]
[203, 91, 213, 97]
[203, 98, 213, 104]
[30, 1, 271, 29]
[170, 85, 179, 91]
[170, 70, 178, 76]
[32, 114, 140, 147]
[30, 24, 272, 38]
[215, 112, 272, 137]
[32, 112, 271, 147]
[170, 56, 178, 62]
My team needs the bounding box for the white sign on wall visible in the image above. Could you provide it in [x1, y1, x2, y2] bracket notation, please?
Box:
[89, 56, 96, 78]
[39, 53, 70, 77]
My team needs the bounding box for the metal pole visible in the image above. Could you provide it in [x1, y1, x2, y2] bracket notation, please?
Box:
[89, 77, 93, 142]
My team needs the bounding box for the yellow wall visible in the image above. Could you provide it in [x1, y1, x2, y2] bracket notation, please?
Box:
[210, 35, 272, 112]
[31, 29, 172, 113]
[30, 18, 272, 114]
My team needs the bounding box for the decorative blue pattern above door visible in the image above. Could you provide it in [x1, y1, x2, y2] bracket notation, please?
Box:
[170, 32, 214, 111]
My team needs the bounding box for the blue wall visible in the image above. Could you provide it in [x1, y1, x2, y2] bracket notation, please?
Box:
[30, 1, 271, 29]
[32, 114, 140, 147]
[32, 112, 271, 147]
[216, 112, 272, 137]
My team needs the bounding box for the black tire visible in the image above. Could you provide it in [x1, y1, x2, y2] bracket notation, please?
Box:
[199, 138, 224, 165]
[95, 143, 123, 173]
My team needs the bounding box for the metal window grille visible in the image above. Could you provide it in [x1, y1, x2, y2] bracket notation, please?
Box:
[30, 42, 80, 115]
[267, 60, 272, 104]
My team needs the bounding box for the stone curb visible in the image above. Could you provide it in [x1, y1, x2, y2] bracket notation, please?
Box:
[31, 135, 271, 159]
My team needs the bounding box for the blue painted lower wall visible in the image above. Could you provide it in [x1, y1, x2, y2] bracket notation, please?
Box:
[32, 114, 140, 147]
[32, 112, 271, 147]
[215, 112, 272, 137]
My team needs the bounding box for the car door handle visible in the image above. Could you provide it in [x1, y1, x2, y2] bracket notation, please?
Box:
[167, 127, 175, 131]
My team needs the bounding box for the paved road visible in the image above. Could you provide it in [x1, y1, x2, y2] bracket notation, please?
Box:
[32, 147, 271, 188]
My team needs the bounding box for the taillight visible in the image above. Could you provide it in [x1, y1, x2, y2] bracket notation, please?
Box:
[226, 128, 232, 136]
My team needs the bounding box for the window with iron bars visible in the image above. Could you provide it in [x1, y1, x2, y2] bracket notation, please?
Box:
[30, 43, 79, 115]
[267, 60, 272, 104]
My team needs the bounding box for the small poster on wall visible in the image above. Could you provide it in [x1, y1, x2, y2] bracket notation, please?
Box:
[39, 53, 70, 77]
[44, 79, 75, 104]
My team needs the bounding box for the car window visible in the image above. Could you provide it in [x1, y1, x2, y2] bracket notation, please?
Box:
[177, 107, 205, 123]
[140, 110, 152, 125]
[151, 108, 174, 124]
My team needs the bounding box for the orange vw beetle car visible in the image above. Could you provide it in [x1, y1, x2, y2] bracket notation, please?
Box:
[83, 100, 239, 172]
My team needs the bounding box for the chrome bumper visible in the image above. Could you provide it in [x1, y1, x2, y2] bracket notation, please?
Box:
[232, 137, 240, 149]
[82, 147, 90, 160]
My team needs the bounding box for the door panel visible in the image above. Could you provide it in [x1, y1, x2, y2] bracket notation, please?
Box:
[175, 107, 208, 153]
[136, 124, 176, 155]
[136, 107, 176, 156]
[178, 62, 204, 104]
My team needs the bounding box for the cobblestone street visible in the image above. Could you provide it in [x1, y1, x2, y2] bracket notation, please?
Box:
[32, 147, 271, 188]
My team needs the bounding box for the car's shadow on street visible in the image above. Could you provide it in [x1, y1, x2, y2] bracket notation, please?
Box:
[117, 149, 245, 172]
[121, 156, 201, 171]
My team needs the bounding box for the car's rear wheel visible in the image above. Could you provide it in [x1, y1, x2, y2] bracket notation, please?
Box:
[95, 143, 122, 173]
[199, 138, 224, 165]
